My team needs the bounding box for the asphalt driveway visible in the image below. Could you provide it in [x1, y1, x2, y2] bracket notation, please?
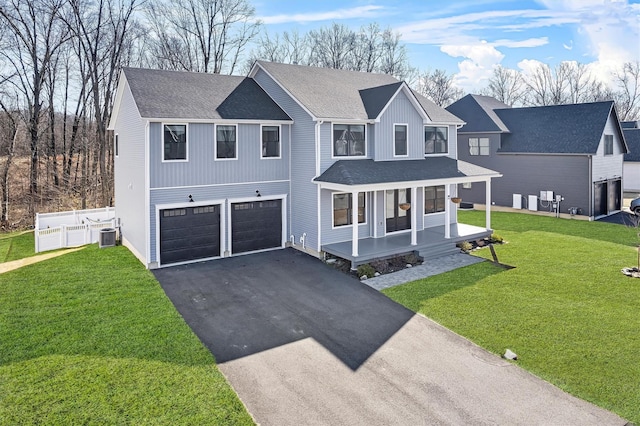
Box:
[597, 211, 639, 226]
[154, 248, 626, 425]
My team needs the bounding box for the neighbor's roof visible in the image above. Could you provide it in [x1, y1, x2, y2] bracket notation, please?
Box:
[314, 157, 499, 186]
[495, 101, 627, 154]
[624, 128, 640, 162]
[254, 61, 463, 124]
[121, 67, 291, 121]
[446, 94, 510, 133]
[621, 121, 639, 129]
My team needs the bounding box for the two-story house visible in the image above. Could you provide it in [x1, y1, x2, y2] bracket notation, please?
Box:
[108, 62, 501, 269]
[622, 121, 640, 193]
[447, 94, 629, 219]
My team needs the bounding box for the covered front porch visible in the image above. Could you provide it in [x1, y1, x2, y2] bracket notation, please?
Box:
[322, 222, 491, 267]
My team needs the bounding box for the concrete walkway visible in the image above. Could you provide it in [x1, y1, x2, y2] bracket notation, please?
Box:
[0, 247, 85, 274]
[363, 252, 486, 290]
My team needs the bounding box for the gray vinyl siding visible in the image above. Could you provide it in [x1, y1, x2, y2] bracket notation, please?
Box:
[253, 68, 319, 251]
[113, 82, 147, 262]
[149, 122, 289, 188]
[148, 181, 290, 263]
[592, 113, 625, 183]
[457, 133, 590, 215]
[375, 90, 425, 161]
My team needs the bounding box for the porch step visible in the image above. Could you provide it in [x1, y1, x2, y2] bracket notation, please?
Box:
[419, 244, 461, 261]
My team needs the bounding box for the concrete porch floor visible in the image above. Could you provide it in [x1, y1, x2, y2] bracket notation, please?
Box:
[322, 223, 491, 267]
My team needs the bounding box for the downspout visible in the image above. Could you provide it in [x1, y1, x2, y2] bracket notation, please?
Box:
[144, 120, 151, 267]
[316, 120, 324, 254]
[589, 155, 593, 220]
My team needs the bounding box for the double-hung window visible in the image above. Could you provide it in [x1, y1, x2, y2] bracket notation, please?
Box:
[394, 124, 408, 156]
[469, 137, 490, 155]
[163, 124, 187, 161]
[261, 125, 280, 158]
[424, 186, 445, 214]
[333, 124, 365, 157]
[604, 135, 613, 155]
[333, 192, 365, 227]
[424, 126, 448, 154]
[216, 124, 237, 159]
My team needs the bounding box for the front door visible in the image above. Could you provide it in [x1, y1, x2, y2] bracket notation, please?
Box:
[386, 189, 411, 233]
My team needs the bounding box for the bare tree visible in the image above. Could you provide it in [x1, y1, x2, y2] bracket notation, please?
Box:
[484, 65, 524, 106]
[0, 0, 70, 211]
[0, 97, 19, 223]
[417, 68, 464, 107]
[308, 23, 355, 70]
[612, 61, 640, 121]
[64, 0, 140, 206]
[145, 0, 260, 74]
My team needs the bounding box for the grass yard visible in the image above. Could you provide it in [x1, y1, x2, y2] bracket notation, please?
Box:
[0, 241, 253, 425]
[0, 231, 37, 263]
[384, 211, 640, 423]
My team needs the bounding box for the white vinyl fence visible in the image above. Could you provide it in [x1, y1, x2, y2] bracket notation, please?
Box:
[35, 207, 116, 253]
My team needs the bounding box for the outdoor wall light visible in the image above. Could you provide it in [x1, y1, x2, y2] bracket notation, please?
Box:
[188, 194, 194, 202]
[256, 190, 261, 197]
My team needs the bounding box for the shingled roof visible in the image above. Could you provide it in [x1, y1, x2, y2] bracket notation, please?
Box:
[624, 129, 640, 162]
[446, 94, 510, 133]
[121, 68, 291, 121]
[314, 157, 499, 186]
[495, 101, 625, 154]
[254, 61, 463, 124]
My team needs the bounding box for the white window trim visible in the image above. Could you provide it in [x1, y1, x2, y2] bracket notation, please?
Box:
[114, 134, 119, 158]
[469, 137, 490, 156]
[162, 123, 189, 163]
[424, 125, 449, 156]
[215, 123, 238, 161]
[393, 123, 409, 157]
[331, 191, 367, 229]
[260, 124, 282, 160]
[603, 134, 614, 156]
[331, 122, 368, 159]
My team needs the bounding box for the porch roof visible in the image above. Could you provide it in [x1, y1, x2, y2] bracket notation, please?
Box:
[314, 157, 500, 188]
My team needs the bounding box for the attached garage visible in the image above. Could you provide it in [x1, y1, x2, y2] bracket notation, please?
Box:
[231, 199, 283, 254]
[160, 204, 221, 265]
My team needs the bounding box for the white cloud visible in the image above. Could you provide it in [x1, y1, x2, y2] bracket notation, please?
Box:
[259, 5, 385, 25]
[441, 42, 505, 91]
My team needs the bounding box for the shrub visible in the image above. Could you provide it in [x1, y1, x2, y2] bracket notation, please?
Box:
[489, 233, 504, 244]
[458, 241, 473, 252]
[357, 264, 376, 278]
[404, 253, 422, 265]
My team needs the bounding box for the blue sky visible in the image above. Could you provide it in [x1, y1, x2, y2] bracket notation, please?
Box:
[253, 0, 640, 91]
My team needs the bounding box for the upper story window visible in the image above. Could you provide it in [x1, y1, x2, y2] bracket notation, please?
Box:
[604, 134, 613, 155]
[333, 124, 365, 157]
[261, 125, 280, 158]
[333, 192, 365, 227]
[469, 137, 490, 156]
[424, 126, 448, 155]
[216, 124, 237, 160]
[163, 124, 187, 161]
[394, 124, 408, 156]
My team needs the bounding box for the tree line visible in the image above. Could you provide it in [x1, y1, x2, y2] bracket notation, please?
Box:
[0, 0, 638, 229]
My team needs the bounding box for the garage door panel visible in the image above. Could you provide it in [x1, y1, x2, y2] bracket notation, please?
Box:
[231, 200, 282, 254]
[160, 204, 220, 265]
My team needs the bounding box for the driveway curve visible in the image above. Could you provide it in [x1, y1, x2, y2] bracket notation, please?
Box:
[153, 248, 626, 426]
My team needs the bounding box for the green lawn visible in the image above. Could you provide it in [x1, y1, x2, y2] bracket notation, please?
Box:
[384, 211, 640, 423]
[0, 242, 253, 425]
[0, 231, 37, 263]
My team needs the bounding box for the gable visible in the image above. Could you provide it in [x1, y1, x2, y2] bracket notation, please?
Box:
[446, 94, 509, 133]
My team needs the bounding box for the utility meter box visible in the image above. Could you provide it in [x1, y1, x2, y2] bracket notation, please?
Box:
[540, 190, 554, 201]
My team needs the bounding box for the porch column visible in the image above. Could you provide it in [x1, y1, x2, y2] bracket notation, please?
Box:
[351, 191, 359, 257]
[485, 179, 492, 230]
[444, 185, 451, 239]
[411, 187, 418, 245]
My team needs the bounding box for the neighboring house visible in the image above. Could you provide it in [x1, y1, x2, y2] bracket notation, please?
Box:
[446, 95, 629, 219]
[622, 121, 640, 193]
[108, 63, 501, 269]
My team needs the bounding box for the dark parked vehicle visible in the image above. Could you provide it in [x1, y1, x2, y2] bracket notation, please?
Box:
[631, 197, 640, 215]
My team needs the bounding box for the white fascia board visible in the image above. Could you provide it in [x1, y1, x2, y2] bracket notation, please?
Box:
[313, 174, 501, 192]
